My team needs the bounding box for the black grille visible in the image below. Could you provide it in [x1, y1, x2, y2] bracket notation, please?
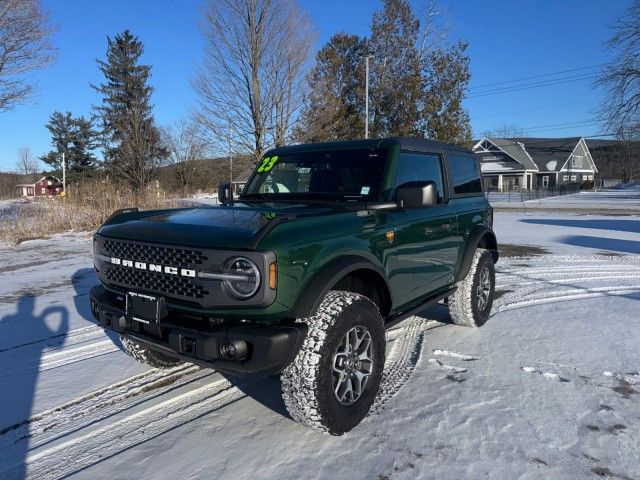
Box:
[104, 266, 209, 299]
[103, 240, 208, 269]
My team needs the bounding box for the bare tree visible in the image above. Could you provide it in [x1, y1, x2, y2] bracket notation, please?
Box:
[15, 146, 39, 174]
[597, 2, 640, 185]
[0, 0, 57, 112]
[613, 125, 640, 183]
[162, 120, 210, 195]
[598, 0, 640, 132]
[481, 124, 526, 139]
[114, 105, 166, 192]
[192, 0, 315, 161]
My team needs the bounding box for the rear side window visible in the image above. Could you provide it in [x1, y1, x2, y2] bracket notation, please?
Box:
[395, 152, 445, 203]
[449, 155, 482, 194]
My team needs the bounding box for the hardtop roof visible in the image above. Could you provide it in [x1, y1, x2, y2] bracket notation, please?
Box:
[265, 137, 474, 156]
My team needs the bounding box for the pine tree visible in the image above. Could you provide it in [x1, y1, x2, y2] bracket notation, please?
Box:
[369, 0, 423, 137]
[295, 33, 368, 142]
[296, 0, 472, 146]
[422, 41, 472, 146]
[41, 111, 74, 171]
[40, 111, 100, 175]
[93, 30, 165, 190]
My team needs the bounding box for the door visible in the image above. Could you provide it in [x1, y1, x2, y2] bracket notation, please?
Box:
[387, 152, 459, 310]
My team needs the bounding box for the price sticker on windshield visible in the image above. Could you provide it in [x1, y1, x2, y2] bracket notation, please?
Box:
[257, 155, 279, 173]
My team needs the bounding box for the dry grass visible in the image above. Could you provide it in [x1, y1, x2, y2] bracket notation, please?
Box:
[0, 181, 183, 244]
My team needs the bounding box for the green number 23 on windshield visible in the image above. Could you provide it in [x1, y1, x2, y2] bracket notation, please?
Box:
[257, 155, 279, 173]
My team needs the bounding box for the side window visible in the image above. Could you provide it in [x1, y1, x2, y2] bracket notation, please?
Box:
[394, 152, 445, 203]
[449, 155, 482, 195]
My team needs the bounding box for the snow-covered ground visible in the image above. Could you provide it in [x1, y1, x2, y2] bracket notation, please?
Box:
[1, 209, 640, 479]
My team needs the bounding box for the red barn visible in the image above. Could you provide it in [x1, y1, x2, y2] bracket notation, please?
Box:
[17, 175, 64, 198]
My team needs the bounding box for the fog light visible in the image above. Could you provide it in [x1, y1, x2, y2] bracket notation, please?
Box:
[219, 340, 248, 361]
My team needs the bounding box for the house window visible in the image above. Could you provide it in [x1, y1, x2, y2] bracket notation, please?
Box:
[563, 175, 569, 181]
[542, 176, 549, 187]
[571, 155, 583, 168]
[588, 175, 593, 180]
[570, 175, 577, 182]
[41, 188, 46, 194]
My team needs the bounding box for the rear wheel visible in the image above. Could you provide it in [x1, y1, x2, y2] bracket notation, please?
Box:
[449, 248, 495, 327]
[281, 291, 385, 435]
[120, 336, 182, 369]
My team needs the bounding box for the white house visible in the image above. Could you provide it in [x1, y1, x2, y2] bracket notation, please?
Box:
[473, 137, 598, 191]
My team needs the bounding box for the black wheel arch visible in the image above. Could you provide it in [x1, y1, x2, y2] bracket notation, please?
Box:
[290, 256, 393, 319]
[455, 226, 499, 282]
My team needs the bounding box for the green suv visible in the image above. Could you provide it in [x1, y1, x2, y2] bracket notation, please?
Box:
[89, 137, 498, 435]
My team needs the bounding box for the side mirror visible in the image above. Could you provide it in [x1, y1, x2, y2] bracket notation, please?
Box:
[396, 181, 438, 208]
[218, 182, 233, 205]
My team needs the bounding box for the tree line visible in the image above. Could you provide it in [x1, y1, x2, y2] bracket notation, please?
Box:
[1, 0, 475, 193]
[4, 0, 639, 192]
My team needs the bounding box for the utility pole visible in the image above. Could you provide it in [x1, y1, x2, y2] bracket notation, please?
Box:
[365, 55, 373, 139]
[227, 119, 233, 198]
[61, 152, 66, 197]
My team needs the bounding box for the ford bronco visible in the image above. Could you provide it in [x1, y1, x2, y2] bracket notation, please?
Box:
[89, 137, 498, 435]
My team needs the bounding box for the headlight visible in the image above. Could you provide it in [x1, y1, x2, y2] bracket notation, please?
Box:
[223, 257, 261, 299]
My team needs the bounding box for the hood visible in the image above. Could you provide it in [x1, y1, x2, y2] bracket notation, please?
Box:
[97, 203, 344, 250]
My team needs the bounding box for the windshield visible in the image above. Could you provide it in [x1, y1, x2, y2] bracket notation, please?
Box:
[241, 148, 389, 202]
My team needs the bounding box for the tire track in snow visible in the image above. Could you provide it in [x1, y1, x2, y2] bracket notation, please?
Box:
[494, 285, 640, 312]
[371, 317, 442, 413]
[0, 325, 103, 356]
[22, 378, 246, 479]
[496, 273, 640, 289]
[5, 315, 443, 477]
[494, 255, 640, 313]
[0, 339, 120, 378]
[0, 364, 202, 447]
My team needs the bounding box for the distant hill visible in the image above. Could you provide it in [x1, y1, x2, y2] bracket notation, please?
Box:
[586, 139, 640, 181]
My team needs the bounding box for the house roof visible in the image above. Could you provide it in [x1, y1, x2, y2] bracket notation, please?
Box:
[510, 137, 583, 171]
[476, 137, 539, 171]
[16, 175, 62, 187]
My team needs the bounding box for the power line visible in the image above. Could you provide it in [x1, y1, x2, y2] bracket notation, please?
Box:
[472, 100, 588, 119]
[467, 72, 599, 98]
[518, 120, 601, 132]
[493, 130, 640, 141]
[477, 120, 600, 137]
[470, 63, 606, 90]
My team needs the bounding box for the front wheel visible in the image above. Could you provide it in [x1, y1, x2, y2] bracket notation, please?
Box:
[281, 291, 385, 435]
[120, 336, 182, 369]
[449, 248, 495, 327]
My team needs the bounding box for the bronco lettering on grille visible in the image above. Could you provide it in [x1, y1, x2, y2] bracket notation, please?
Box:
[110, 257, 196, 278]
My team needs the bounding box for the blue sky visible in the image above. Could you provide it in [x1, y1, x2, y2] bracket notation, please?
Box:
[0, 0, 630, 171]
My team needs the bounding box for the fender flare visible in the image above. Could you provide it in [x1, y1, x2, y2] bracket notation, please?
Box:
[290, 255, 392, 319]
[455, 226, 499, 282]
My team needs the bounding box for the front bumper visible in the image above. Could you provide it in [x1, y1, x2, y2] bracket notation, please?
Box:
[89, 285, 306, 375]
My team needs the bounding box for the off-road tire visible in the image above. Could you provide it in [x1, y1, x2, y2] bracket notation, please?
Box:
[449, 248, 495, 327]
[281, 291, 385, 435]
[120, 336, 182, 369]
